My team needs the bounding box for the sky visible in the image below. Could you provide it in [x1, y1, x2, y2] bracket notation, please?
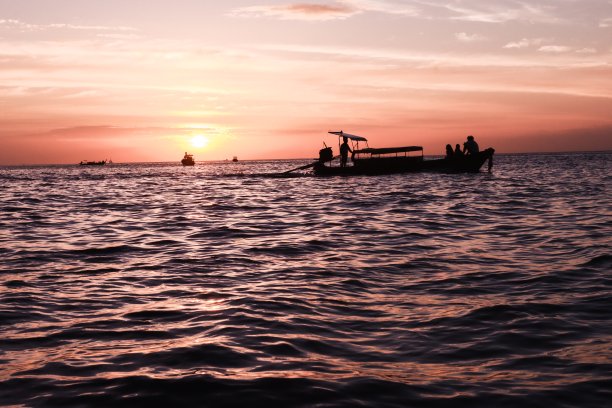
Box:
[1, 0, 611, 164]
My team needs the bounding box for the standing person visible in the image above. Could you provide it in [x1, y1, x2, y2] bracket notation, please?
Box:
[463, 135, 479, 156]
[340, 137, 353, 167]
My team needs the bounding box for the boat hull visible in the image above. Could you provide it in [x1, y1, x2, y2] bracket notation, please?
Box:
[80, 161, 106, 166]
[314, 148, 494, 176]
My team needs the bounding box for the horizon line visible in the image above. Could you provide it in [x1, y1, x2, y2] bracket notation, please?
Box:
[1, 149, 611, 167]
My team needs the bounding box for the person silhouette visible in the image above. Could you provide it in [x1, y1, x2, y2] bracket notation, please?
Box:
[463, 135, 479, 156]
[340, 137, 353, 167]
[454, 143, 464, 157]
[445, 144, 454, 159]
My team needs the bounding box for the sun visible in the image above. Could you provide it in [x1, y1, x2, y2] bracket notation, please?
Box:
[190, 134, 209, 148]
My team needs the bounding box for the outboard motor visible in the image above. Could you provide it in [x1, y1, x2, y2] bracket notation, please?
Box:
[319, 146, 333, 163]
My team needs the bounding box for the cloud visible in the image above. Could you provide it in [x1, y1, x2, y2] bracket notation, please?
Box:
[505, 125, 612, 153]
[0, 19, 38, 31]
[46, 23, 136, 32]
[504, 39, 530, 49]
[96, 33, 142, 40]
[576, 48, 597, 54]
[600, 17, 612, 27]
[503, 38, 546, 49]
[344, 0, 419, 16]
[228, 3, 359, 21]
[41, 125, 178, 140]
[227, 1, 584, 24]
[256, 43, 612, 71]
[286, 3, 354, 14]
[538, 45, 572, 53]
[415, 0, 561, 24]
[454, 32, 486, 42]
[0, 19, 137, 32]
[228, 1, 419, 21]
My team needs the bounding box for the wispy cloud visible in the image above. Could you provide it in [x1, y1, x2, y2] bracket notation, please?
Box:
[0, 19, 137, 32]
[226, 1, 592, 25]
[576, 48, 597, 54]
[228, 0, 419, 21]
[414, 0, 561, 24]
[599, 17, 612, 27]
[504, 39, 530, 49]
[46, 23, 137, 32]
[228, 3, 359, 21]
[256, 43, 612, 70]
[447, 6, 523, 23]
[454, 32, 486, 42]
[503, 38, 546, 49]
[96, 33, 141, 40]
[538, 45, 572, 53]
[344, 0, 419, 16]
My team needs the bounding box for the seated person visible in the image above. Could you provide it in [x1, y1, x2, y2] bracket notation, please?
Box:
[454, 143, 464, 157]
[445, 144, 454, 159]
[463, 135, 479, 156]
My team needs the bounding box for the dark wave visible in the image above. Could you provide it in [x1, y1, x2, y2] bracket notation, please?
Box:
[2, 375, 611, 408]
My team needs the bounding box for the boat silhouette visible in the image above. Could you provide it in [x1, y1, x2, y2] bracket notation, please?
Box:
[284, 131, 494, 175]
[79, 160, 107, 166]
[181, 152, 195, 166]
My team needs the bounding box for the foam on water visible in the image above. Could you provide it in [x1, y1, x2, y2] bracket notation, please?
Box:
[1, 153, 611, 407]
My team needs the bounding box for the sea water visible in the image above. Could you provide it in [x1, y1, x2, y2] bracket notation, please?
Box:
[1, 152, 610, 407]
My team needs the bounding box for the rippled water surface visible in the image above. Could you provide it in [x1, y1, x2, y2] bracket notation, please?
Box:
[1, 153, 611, 407]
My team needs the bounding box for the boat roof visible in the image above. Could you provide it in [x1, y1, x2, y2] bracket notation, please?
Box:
[356, 146, 423, 154]
[328, 131, 367, 142]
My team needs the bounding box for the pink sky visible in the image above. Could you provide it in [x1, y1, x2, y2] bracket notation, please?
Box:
[1, 0, 611, 164]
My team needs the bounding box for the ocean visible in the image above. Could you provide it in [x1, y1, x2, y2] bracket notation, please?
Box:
[1, 152, 610, 407]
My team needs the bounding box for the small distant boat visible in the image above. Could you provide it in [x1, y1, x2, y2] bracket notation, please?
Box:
[80, 160, 107, 166]
[232, 156, 238, 162]
[181, 152, 195, 166]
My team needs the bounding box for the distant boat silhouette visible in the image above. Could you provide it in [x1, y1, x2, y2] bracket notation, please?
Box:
[232, 156, 238, 162]
[181, 152, 195, 166]
[80, 160, 107, 166]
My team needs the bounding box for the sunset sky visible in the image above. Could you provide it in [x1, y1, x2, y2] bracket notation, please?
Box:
[1, 0, 611, 164]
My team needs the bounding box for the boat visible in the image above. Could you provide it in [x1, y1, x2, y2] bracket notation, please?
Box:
[232, 156, 238, 162]
[79, 160, 106, 166]
[312, 131, 494, 176]
[181, 152, 195, 166]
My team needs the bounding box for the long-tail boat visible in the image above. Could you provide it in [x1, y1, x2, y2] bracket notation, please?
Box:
[311, 131, 494, 176]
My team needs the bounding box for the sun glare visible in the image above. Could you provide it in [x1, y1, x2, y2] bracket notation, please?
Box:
[191, 134, 208, 148]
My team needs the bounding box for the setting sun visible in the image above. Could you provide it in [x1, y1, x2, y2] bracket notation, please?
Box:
[190, 135, 209, 149]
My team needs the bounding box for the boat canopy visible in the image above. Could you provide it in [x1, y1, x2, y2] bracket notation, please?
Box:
[328, 131, 367, 142]
[355, 146, 423, 155]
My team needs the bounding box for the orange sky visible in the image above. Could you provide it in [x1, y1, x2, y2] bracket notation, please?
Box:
[1, 0, 611, 164]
